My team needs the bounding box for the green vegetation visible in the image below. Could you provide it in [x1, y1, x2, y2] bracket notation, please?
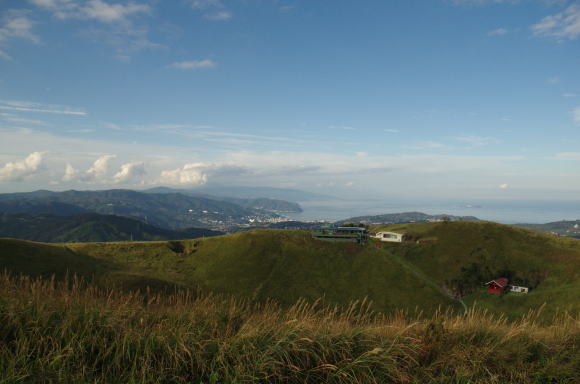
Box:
[1, 222, 580, 382]
[2, 220, 580, 319]
[373, 221, 580, 318]
[0, 273, 578, 384]
[0, 213, 222, 243]
[0, 230, 457, 313]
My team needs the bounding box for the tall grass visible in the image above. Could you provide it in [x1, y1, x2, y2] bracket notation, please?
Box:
[0, 272, 578, 383]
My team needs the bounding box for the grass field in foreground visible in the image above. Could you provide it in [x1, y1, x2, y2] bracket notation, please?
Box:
[0, 273, 578, 384]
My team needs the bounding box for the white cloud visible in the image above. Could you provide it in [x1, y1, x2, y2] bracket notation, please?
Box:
[30, 0, 158, 60]
[62, 163, 79, 181]
[81, 0, 150, 23]
[205, 11, 232, 21]
[403, 141, 451, 150]
[31, 0, 150, 23]
[546, 76, 560, 84]
[572, 106, 580, 124]
[531, 4, 580, 40]
[190, 0, 233, 21]
[190, 0, 222, 9]
[159, 163, 209, 186]
[0, 11, 38, 60]
[0, 100, 87, 116]
[158, 162, 245, 186]
[562, 93, 577, 98]
[488, 27, 509, 36]
[67, 129, 95, 133]
[384, 129, 400, 133]
[113, 161, 146, 183]
[0, 12, 38, 43]
[84, 154, 116, 182]
[168, 59, 217, 70]
[499, 183, 509, 189]
[0, 152, 45, 182]
[455, 136, 500, 147]
[329, 125, 355, 130]
[0, 116, 48, 125]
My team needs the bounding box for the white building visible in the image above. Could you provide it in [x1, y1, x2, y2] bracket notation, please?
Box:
[509, 285, 529, 293]
[373, 231, 404, 243]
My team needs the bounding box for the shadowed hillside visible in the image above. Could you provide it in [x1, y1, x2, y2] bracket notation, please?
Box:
[0, 213, 222, 243]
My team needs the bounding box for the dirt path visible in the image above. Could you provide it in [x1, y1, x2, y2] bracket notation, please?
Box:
[386, 249, 468, 312]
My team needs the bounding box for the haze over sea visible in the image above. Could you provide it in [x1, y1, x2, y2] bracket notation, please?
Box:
[285, 198, 580, 224]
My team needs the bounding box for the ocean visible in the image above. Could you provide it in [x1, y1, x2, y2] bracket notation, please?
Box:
[283, 198, 580, 224]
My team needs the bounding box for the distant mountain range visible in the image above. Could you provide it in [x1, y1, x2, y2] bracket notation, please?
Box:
[337, 212, 480, 225]
[0, 213, 222, 243]
[0, 189, 301, 231]
[144, 187, 302, 212]
[182, 185, 328, 202]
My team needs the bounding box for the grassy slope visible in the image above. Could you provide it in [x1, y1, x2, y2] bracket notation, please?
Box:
[372, 221, 580, 317]
[1, 273, 578, 384]
[0, 230, 456, 313]
[1, 222, 579, 317]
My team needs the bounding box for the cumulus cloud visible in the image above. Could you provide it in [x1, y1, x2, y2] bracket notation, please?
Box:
[62, 163, 79, 181]
[83, 154, 116, 182]
[0, 152, 45, 182]
[160, 163, 209, 186]
[499, 183, 509, 189]
[159, 162, 245, 186]
[113, 161, 146, 183]
[532, 4, 580, 40]
[167, 59, 217, 70]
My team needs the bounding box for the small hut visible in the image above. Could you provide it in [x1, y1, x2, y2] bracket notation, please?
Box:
[373, 231, 404, 243]
[485, 278, 509, 294]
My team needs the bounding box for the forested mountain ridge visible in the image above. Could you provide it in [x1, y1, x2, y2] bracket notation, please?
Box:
[0, 213, 222, 243]
[0, 189, 292, 231]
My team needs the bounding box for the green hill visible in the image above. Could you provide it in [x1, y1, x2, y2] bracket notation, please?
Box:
[0, 213, 222, 243]
[372, 221, 580, 317]
[0, 230, 457, 313]
[1, 221, 579, 318]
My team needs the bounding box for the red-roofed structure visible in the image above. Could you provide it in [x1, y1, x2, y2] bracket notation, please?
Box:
[485, 278, 509, 294]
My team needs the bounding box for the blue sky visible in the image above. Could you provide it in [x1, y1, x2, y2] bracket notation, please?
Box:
[0, 0, 579, 200]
